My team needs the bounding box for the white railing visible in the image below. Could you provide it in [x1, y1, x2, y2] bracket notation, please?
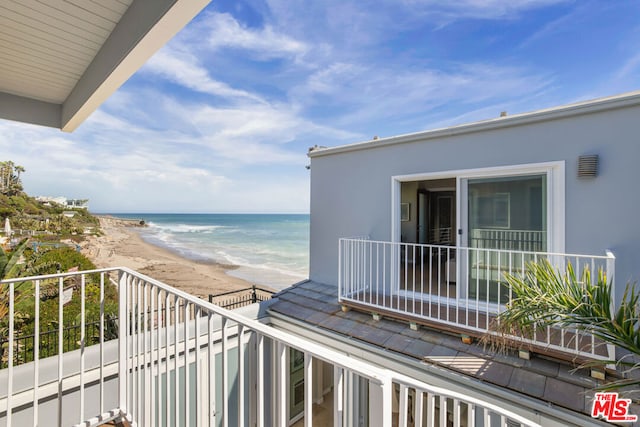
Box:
[469, 229, 546, 252]
[338, 238, 616, 362]
[0, 268, 544, 426]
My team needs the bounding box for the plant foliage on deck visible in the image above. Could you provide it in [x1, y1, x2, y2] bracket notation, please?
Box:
[494, 259, 640, 391]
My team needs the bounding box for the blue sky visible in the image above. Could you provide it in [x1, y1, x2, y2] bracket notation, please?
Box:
[1, 0, 639, 213]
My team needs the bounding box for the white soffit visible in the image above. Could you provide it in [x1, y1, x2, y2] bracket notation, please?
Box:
[0, 0, 211, 132]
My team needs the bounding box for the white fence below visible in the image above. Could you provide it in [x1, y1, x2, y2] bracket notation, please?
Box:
[338, 238, 616, 362]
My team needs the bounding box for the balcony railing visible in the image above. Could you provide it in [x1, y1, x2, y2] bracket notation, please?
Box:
[0, 268, 545, 426]
[338, 238, 616, 362]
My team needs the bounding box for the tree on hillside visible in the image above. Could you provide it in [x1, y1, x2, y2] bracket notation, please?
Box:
[492, 259, 640, 392]
[0, 161, 25, 196]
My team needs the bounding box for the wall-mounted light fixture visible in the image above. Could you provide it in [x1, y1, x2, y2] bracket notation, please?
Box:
[577, 154, 599, 178]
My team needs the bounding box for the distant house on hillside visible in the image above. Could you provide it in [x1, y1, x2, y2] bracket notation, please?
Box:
[36, 196, 89, 210]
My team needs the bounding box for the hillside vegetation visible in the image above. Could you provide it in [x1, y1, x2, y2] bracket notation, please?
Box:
[1, 161, 116, 367]
[0, 161, 99, 240]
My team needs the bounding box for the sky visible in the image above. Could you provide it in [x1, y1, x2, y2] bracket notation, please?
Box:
[1, 0, 639, 213]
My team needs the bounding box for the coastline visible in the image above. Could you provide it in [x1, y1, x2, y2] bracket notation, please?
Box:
[80, 216, 256, 299]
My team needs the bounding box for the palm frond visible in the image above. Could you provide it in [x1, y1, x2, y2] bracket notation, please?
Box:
[489, 259, 640, 392]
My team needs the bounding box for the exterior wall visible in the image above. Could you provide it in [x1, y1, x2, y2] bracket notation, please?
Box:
[309, 101, 640, 303]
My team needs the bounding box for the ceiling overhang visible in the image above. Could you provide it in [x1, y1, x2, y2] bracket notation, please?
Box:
[0, 0, 211, 132]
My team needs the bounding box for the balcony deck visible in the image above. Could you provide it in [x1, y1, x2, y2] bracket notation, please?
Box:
[268, 280, 615, 418]
[341, 289, 610, 361]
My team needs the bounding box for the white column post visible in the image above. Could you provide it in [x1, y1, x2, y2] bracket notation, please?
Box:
[118, 270, 128, 419]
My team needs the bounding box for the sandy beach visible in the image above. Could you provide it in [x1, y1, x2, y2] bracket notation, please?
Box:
[80, 216, 254, 300]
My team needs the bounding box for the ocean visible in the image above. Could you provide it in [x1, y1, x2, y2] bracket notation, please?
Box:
[110, 213, 309, 290]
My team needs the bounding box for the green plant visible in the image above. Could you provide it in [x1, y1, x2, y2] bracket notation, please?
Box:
[0, 239, 30, 280]
[493, 259, 640, 391]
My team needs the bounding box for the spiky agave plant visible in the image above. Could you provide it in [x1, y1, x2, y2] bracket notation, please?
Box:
[495, 259, 639, 391]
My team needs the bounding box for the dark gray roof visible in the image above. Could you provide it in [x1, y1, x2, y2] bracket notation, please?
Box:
[269, 280, 639, 420]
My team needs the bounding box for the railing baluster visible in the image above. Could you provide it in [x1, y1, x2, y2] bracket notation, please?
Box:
[238, 325, 245, 427]
[195, 305, 201, 427]
[376, 242, 380, 306]
[304, 352, 313, 427]
[58, 276, 64, 427]
[350, 240, 354, 299]
[440, 396, 447, 427]
[222, 317, 229, 427]
[33, 280, 40, 427]
[173, 295, 179, 427]
[382, 243, 386, 309]
[453, 398, 460, 427]
[150, 283, 156, 427]
[155, 287, 161, 427]
[338, 240, 343, 301]
[99, 273, 105, 416]
[136, 278, 142, 424]
[448, 247, 453, 324]
[164, 291, 171, 427]
[208, 311, 216, 427]
[429, 246, 433, 319]
[144, 281, 150, 426]
[184, 300, 190, 427]
[334, 366, 344, 427]
[7, 282, 14, 427]
[495, 251, 501, 330]
[415, 389, 424, 427]
[426, 392, 434, 427]
[80, 273, 85, 422]
[277, 342, 287, 427]
[485, 250, 490, 329]
[256, 333, 264, 427]
[399, 384, 408, 427]
[369, 240, 373, 305]
[412, 245, 416, 314]
[401, 243, 406, 310]
[437, 247, 441, 320]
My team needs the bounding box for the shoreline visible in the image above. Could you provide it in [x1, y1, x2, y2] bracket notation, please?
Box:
[80, 216, 257, 300]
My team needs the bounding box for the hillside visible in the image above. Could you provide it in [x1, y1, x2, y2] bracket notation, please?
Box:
[0, 161, 99, 239]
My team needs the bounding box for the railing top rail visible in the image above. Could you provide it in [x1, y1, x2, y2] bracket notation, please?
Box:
[338, 237, 614, 260]
[117, 267, 390, 385]
[0, 267, 120, 284]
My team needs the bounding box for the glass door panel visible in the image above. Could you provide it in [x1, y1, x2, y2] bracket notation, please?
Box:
[467, 174, 547, 303]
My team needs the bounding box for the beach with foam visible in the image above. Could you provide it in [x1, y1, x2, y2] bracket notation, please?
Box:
[81, 214, 309, 298]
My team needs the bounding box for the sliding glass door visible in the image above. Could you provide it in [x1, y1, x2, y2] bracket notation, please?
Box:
[466, 174, 547, 303]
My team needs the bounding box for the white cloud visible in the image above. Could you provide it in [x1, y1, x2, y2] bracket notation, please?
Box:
[615, 52, 640, 80]
[292, 60, 552, 132]
[143, 47, 265, 103]
[398, 0, 570, 20]
[205, 12, 308, 60]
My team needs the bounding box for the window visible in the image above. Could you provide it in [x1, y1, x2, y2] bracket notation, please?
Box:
[476, 192, 510, 228]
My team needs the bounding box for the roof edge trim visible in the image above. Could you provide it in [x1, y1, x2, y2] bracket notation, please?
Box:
[308, 90, 640, 158]
[0, 92, 61, 129]
[61, 0, 211, 132]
